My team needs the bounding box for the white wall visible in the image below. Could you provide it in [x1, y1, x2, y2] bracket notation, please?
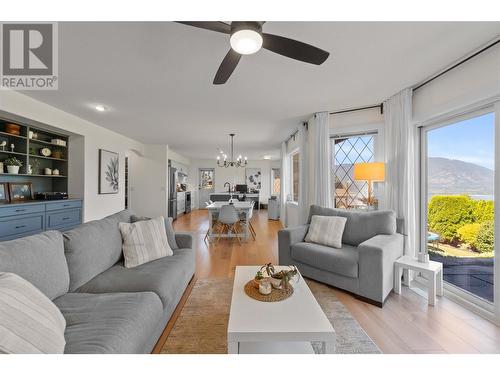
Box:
[0, 90, 145, 222]
[129, 145, 168, 219]
[168, 148, 191, 166]
[188, 159, 277, 208]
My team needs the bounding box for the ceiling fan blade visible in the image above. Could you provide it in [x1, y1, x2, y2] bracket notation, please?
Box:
[262, 33, 329, 65]
[213, 49, 241, 85]
[176, 21, 231, 34]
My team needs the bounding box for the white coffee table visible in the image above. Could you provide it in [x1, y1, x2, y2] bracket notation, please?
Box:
[394, 255, 443, 306]
[227, 266, 336, 354]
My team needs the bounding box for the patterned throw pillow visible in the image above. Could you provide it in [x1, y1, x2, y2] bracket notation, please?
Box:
[0, 272, 66, 354]
[305, 215, 347, 249]
[119, 216, 173, 268]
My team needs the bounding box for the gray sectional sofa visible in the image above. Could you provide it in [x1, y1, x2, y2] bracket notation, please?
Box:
[0, 209, 195, 353]
[278, 205, 404, 306]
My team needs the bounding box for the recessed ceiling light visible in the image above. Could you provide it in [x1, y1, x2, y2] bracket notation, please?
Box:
[263, 155, 272, 160]
[95, 105, 108, 112]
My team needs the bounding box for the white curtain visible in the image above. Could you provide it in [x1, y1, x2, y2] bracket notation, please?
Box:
[298, 125, 309, 224]
[279, 141, 288, 227]
[384, 88, 418, 258]
[308, 112, 332, 208]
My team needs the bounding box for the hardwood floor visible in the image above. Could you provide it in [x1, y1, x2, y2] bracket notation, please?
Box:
[173, 209, 500, 354]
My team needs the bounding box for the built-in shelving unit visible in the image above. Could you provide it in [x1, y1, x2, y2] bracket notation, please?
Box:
[0, 117, 69, 194]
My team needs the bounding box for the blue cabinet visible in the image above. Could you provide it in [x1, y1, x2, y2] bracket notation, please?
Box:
[0, 199, 82, 241]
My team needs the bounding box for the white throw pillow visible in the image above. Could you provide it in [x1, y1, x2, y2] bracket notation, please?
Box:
[305, 215, 347, 249]
[119, 216, 173, 268]
[0, 272, 66, 354]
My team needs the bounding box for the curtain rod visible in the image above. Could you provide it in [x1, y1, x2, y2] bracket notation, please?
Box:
[329, 103, 383, 116]
[413, 37, 500, 92]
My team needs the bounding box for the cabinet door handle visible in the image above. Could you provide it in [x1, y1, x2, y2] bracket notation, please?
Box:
[62, 217, 70, 220]
[15, 225, 26, 229]
[63, 204, 70, 207]
[15, 209, 26, 212]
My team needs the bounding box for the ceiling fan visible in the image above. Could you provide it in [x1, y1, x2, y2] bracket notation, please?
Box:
[177, 21, 330, 84]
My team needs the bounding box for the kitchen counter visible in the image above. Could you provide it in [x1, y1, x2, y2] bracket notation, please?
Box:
[210, 192, 259, 197]
[209, 192, 260, 209]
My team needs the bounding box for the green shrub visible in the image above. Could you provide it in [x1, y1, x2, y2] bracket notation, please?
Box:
[428, 195, 475, 243]
[472, 200, 494, 223]
[476, 221, 494, 253]
[457, 223, 481, 250]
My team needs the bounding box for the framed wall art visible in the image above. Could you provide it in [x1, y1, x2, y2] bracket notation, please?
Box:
[99, 149, 119, 194]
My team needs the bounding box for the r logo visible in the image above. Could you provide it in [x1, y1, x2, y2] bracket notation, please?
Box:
[2, 23, 53, 76]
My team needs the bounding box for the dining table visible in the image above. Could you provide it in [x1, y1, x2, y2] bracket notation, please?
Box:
[206, 201, 254, 242]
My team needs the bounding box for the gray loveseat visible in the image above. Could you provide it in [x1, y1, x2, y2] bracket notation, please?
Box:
[0, 209, 195, 353]
[278, 205, 404, 306]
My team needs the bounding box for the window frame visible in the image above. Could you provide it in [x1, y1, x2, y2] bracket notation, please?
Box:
[419, 104, 498, 319]
[271, 167, 281, 195]
[330, 131, 378, 209]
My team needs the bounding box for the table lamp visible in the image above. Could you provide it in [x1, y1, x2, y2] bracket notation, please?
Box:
[353, 162, 385, 207]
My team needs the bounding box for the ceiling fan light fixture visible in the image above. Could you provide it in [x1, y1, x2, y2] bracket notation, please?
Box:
[230, 29, 262, 55]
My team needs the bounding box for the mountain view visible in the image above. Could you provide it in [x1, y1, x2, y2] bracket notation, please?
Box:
[428, 157, 494, 196]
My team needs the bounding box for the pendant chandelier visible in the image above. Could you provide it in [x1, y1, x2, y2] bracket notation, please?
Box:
[217, 133, 247, 168]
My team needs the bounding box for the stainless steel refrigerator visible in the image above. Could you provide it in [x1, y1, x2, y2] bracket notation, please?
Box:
[168, 167, 177, 220]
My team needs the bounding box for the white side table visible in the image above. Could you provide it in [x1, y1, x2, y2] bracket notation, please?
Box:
[394, 255, 443, 306]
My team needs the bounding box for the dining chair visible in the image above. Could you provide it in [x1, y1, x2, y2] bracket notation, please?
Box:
[217, 204, 242, 244]
[239, 205, 256, 240]
[204, 201, 220, 242]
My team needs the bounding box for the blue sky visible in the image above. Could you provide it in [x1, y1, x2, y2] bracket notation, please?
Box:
[428, 112, 495, 170]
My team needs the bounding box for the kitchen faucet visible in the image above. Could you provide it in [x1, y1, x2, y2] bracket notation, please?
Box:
[224, 182, 232, 193]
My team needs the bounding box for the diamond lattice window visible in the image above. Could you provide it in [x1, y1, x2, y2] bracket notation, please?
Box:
[332, 135, 375, 209]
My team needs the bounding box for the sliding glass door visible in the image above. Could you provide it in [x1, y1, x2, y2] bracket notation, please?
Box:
[422, 110, 495, 306]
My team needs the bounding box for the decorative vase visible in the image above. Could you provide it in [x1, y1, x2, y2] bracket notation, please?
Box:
[7, 165, 20, 174]
[258, 280, 272, 295]
[27, 165, 33, 175]
[52, 169, 60, 176]
[271, 277, 282, 289]
[44, 168, 52, 175]
[0, 162, 3, 173]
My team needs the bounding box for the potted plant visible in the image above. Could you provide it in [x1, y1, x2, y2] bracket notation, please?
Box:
[29, 158, 41, 175]
[260, 263, 275, 277]
[252, 270, 264, 288]
[4, 157, 23, 174]
[271, 266, 299, 290]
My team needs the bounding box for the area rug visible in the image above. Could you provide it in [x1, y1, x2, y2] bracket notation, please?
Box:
[161, 278, 380, 354]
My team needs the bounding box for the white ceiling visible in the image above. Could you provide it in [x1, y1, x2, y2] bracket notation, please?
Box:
[21, 22, 500, 160]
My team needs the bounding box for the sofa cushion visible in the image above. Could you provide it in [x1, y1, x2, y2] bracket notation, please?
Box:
[307, 205, 397, 246]
[0, 272, 66, 354]
[0, 231, 69, 300]
[63, 212, 130, 291]
[291, 242, 359, 278]
[77, 248, 195, 308]
[119, 217, 173, 268]
[305, 215, 347, 248]
[54, 292, 162, 354]
[131, 215, 179, 250]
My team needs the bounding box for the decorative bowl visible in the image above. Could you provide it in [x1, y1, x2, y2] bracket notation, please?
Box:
[5, 123, 21, 135]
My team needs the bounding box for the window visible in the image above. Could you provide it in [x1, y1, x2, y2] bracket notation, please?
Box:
[290, 152, 300, 202]
[331, 133, 376, 209]
[422, 111, 495, 305]
[271, 168, 281, 195]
